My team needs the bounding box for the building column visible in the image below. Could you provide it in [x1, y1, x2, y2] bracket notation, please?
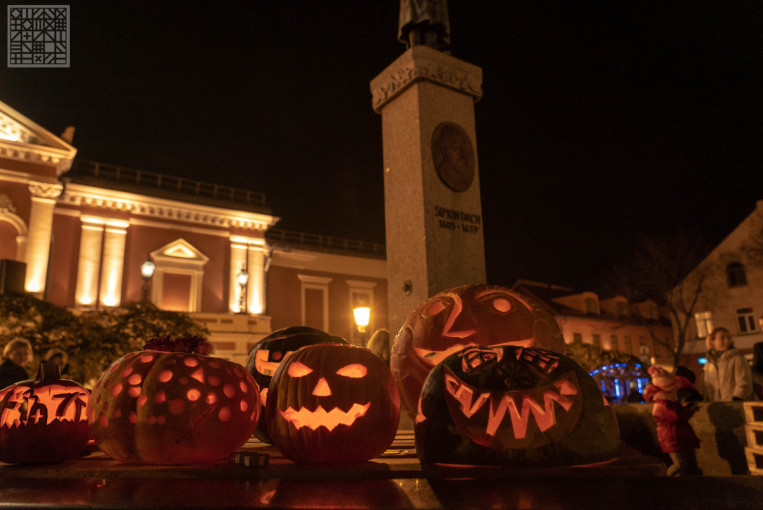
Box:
[74, 218, 104, 307]
[229, 236, 267, 314]
[24, 181, 62, 295]
[99, 221, 129, 307]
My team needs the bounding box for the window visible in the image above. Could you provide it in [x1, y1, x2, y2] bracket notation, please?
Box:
[737, 307, 757, 333]
[573, 333, 582, 343]
[610, 335, 619, 351]
[584, 297, 598, 314]
[653, 338, 661, 357]
[592, 334, 601, 347]
[617, 302, 629, 317]
[726, 262, 747, 288]
[624, 336, 632, 354]
[695, 311, 713, 338]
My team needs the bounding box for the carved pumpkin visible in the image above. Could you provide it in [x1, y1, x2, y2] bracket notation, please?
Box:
[88, 336, 259, 464]
[245, 326, 348, 443]
[266, 343, 400, 463]
[415, 345, 620, 466]
[0, 362, 90, 463]
[391, 284, 565, 421]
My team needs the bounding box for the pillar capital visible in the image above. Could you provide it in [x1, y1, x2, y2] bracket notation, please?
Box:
[28, 181, 63, 200]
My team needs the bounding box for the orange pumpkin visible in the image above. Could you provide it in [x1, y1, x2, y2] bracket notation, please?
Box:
[266, 344, 399, 463]
[0, 362, 90, 463]
[88, 336, 259, 464]
[391, 284, 565, 420]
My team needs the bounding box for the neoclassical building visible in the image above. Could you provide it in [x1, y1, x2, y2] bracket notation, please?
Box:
[0, 100, 388, 364]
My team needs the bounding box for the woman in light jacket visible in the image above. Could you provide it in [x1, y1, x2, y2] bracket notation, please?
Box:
[703, 327, 753, 401]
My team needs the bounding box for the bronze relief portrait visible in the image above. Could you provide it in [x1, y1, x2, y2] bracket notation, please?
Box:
[431, 122, 475, 192]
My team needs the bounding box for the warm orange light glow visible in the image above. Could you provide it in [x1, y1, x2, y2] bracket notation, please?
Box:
[353, 307, 370, 329]
[287, 362, 313, 378]
[279, 403, 370, 431]
[311, 377, 331, 396]
[336, 364, 367, 378]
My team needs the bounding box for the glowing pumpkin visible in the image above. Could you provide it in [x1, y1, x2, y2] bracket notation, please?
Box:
[245, 326, 348, 443]
[0, 362, 90, 463]
[391, 284, 565, 421]
[88, 336, 259, 464]
[415, 345, 620, 466]
[266, 343, 400, 463]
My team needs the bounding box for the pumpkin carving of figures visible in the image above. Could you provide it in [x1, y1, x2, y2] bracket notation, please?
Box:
[415, 345, 620, 466]
[0, 363, 90, 463]
[266, 343, 400, 463]
[245, 326, 348, 443]
[88, 336, 259, 465]
[391, 284, 565, 420]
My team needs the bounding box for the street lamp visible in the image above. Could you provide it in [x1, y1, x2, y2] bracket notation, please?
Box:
[237, 267, 249, 314]
[140, 256, 155, 303]
[353, 306, 371, 346]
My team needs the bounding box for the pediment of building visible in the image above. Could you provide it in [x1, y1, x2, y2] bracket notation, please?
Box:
[0, 100, 77, 174]
[151, 238, 209, 268]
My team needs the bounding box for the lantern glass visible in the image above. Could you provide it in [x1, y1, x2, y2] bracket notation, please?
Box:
[237, 268, 250, 287]
[140, 259, 156, 279]
[353, 307, 370, 328]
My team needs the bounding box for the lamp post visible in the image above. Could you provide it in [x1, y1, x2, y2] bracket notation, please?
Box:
[140, 256, 156, 303]
[237, 267, 249, 314]
[353, 306, 371, 346]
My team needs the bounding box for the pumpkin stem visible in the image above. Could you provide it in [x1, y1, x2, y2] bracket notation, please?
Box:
[144, 335, 212, 355]
[36, 362, 63, 381]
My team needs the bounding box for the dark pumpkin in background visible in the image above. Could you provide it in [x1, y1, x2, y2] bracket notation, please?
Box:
[391, 284, 565, 420]
[266, 343, 400, 463]
[415, 345, 620, 466]
[245, 326, 348, 443]
[88, 337, 260, 464]
[0, 363, 90, 463]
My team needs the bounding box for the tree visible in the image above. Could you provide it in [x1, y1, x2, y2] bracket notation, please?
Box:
[0, 294, 209, 385]
[598, 234, 715, 372]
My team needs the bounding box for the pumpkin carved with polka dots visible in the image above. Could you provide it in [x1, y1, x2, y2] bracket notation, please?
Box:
[266, 343, 399, 463]
[391, 284, 565, 420]
[88, 336, 260, 464]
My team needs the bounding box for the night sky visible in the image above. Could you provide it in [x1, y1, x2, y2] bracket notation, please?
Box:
[3, 1, 761, 292]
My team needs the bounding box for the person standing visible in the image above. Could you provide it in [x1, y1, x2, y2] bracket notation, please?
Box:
[703, 327, 753, 401]
[0, 337, 32, 389]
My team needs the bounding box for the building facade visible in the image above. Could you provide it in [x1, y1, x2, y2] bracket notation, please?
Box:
[0, 101, 388, 364]
[677, 201, 763, 370]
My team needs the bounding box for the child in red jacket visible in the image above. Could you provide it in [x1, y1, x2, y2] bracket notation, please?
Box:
[644, 365, 702, 475]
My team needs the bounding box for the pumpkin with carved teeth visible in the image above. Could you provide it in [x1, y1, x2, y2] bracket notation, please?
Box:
[415, 345, 620, 466]
[266, 343, 399, 463]
[391, 284, 565, 421]
[245, 326, 348, 443]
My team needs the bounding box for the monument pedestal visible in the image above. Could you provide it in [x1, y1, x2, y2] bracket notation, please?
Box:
[371, 46, 486, 332]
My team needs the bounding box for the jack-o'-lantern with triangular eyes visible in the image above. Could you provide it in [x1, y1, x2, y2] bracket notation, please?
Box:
[266, 343, 400, 463]
[415, 345, 620, 466]
[391, 284, 565, 420]
[245, 326, 348, 443]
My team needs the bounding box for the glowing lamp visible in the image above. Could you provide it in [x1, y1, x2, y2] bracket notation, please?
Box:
[265, 343, 399, 463]
[140, 258, 156, 279]
[415, 345, 621, 466]
[0, 363, 90, 463]
[88, 336, 260, 464]
[353, 306, 371, 332]
[236, 268, 250, 287]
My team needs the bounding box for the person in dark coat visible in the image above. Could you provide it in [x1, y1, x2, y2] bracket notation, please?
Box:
[644, 365, 702, 475]
[0, 337, 32, 389]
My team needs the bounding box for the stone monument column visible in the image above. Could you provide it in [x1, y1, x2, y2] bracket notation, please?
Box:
[371, 45, 486, 333]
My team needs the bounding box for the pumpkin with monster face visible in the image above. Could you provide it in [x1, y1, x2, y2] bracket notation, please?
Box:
[415, 345, 620, 466]
[88, 336, 260, 465]
[266, 343, 400, 463]
[245, 326, 348, 443]
[0, 363, 90, 463]
[391, 284, 565, 420]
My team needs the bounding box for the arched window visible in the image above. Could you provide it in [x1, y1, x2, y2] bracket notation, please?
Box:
[726, 262, 747, 288]
[584, 297, 599, 315]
